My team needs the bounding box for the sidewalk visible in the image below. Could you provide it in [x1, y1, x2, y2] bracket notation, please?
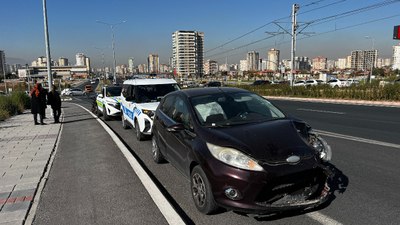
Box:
[0, 108, 61, 225]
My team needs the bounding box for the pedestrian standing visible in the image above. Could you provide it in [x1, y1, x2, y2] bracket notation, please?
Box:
[30, 83, 47, 125]
[47, 85, 62, 123]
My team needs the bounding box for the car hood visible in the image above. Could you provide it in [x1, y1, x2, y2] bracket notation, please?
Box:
[201, 119, 316, 164]
[137, 102, 159, 111]
[108, 96, 122, 103]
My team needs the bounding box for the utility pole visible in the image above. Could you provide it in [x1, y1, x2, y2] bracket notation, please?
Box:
[290, 4, 299, 87]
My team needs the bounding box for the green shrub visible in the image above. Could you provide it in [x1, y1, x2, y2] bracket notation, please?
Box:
[231, 83, 400, 101]
[10, 91, 31, 113]
[0, 92, 31, 120]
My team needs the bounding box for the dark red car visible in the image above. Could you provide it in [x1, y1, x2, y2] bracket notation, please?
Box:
[151, 87, 333, 215]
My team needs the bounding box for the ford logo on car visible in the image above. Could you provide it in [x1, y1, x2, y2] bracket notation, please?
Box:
[286, 155, 301, 163]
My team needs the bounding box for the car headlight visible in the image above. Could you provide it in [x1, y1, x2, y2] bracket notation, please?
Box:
[206, 143, 264, 171]
[143, 109, 154, 118]
[308, 131, 332, 162]
[106, 100, 118, 107]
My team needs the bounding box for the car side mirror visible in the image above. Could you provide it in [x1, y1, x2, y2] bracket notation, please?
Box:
[98, 94, 103, 98]
[166, 123, 185, 132]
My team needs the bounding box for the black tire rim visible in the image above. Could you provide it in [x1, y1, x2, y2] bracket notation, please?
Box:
[192, 173, 206, 207]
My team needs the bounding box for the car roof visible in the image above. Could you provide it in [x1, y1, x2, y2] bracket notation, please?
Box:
[122, 78, 177, 85]
[177, 87, 248, 98]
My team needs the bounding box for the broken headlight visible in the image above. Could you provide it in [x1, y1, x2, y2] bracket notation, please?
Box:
[308, 131, 332, 162]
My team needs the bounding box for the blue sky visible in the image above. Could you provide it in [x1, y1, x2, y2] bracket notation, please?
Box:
[1, 0, 400, 68]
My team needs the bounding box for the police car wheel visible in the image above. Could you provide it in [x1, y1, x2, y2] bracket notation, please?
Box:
[135, 120, 145, 141]
[122, 114, 129, 129]
[103, 107, 110, 121]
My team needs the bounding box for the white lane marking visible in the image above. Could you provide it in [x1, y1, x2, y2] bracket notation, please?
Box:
[75, 104, 186, 225]
[297, 108, 346, 115]
[307, 212, 343, 225]
[315, 129, 400, 149]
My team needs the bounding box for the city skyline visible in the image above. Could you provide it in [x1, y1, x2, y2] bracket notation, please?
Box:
[1, 0, 400, 68]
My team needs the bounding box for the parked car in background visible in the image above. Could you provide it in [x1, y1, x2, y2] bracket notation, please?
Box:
[152, 87, 333, 215]
[206, 81, 222, 87]
[327, 79, 347, 88]
[252, 80, 271, 86]
[120, 78, 180, 140]
[61, 88, 70, 96]
[293, 80, 306, 86]
[346, 79, 360, 86]
[305, 79, 325, 86]
[62, 88, 84, 96]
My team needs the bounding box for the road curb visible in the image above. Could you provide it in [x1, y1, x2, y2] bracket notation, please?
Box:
[24, 111, 64, 225]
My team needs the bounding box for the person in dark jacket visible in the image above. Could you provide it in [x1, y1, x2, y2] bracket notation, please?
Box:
[47, 85, 62, 123]
[30, 83, 47, 125]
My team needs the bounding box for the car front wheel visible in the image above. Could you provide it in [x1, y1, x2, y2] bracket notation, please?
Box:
[191, 166, 218, 214]
[103, 107, 110, 121]
[151, 135, 165, 163]
[122, 114, 129, 129]
[135, 120, 145, 141]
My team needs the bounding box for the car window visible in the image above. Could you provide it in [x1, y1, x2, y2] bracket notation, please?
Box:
[171, 96, 192, 129]
[159, 95, 176, 118]
[135, 84, 179, 103]
[106, 87, 122, 97]
[191, 92, 285, 126]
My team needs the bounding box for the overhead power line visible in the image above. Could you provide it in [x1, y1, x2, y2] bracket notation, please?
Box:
[205, 0, 400, 60]
[208, 13, 400, 62]
[205, 0, 347, 54]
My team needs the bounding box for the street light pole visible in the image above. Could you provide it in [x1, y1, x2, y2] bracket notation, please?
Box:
[42, 0, 53, 91]
[96, 20, 126, 84]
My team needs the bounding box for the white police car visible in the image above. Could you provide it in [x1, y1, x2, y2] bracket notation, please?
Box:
[96, 86, 123, 120]
[120, 78, 180, 140]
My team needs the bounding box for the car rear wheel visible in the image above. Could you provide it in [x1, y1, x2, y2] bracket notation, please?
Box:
[151, 135, 165, 163]
[135, 120, 145, 141]
[191, 166, 218, 214]
[122, 114, 129, 129]
[103, 107, 110, 121]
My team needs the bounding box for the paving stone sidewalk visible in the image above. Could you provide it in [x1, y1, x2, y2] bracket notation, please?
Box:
[0, 108, 61, 225]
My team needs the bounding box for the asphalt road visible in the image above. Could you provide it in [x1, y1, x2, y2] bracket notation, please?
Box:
[35, 96, 400, 225]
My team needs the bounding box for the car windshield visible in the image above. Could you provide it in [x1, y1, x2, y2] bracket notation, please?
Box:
[190, 92, 286, 127]
[106, 87, 122, 97]
[135, 84, 180, 103]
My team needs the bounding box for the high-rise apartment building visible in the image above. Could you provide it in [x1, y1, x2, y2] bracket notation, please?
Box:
[172, 31, 204, 77]
[267, 49, 280, 71]
[351, 50, 378, 71]
[148, 54, 160, 74]
[239, 60, 248, 72]
[76, 53, 86, 66]
[337, 58, 347, 69]
[392, 44, 400, 70]
[312, 56, 327, 71]
[204, 59, 218, 75]
[0, 50, 5, 76]
[247, 51, 259, 71]
[58, 57, 68, 66]
[128, 58, 135, 73]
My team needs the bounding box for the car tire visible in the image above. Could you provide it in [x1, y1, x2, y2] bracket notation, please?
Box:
[135, 120, 145, 141]
[103, 107, 110, 121]
[191, 166, 218, 215]
[122, 114, 129, 129]
[151, 135, 165, 163]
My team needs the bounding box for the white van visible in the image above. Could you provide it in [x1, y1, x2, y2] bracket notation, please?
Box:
[120, 78, 180, 140]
